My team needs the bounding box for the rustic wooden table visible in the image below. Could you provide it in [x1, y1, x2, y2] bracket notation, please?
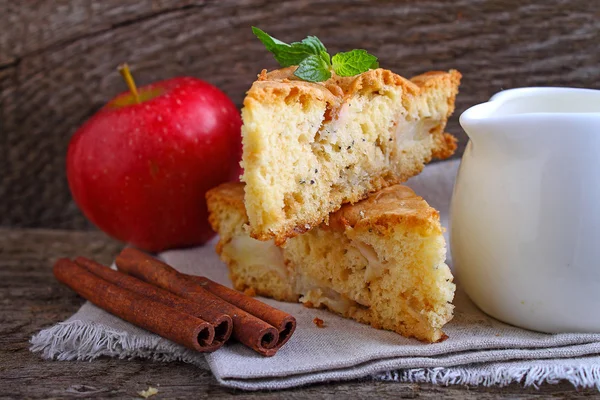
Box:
[1, 228, 596, 399]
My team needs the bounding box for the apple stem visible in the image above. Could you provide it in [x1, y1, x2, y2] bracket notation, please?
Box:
[118, 63, 140, 104]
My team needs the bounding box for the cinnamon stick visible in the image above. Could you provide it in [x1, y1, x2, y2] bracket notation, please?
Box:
[188, 275, 296, 349]
[53, 258, 214, 352]
[74, 257, 232, 349]
[116, 248, 282, 356]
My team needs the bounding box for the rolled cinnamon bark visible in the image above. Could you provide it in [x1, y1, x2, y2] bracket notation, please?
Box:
[188, 275, 296, 349]
[53, 258, 213, 352]
[116, 248, 281, 356]
[74, 257, 232, 349]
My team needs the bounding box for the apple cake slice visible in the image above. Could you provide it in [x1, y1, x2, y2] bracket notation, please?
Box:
[241, 67, 461, 244]
[207, 182, 455, 343]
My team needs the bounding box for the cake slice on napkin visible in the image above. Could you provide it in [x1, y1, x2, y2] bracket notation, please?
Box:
[241, 67, 461, 244]
[207, 182, 455, 343]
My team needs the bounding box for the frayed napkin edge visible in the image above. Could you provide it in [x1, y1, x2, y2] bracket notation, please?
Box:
[30, 319, 206, 368]
[213, 363, 600, 391]
[379, 364, 600, 391]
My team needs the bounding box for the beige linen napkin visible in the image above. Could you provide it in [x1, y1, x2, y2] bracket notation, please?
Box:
[31, 160, 600, 391]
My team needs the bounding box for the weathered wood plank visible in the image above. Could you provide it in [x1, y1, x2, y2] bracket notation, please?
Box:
[0, 0, 201, 66]
[2, 0, 599, 229]
[0, 228, 597, 398]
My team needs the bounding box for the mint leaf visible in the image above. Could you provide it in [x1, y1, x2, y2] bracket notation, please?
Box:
[294, 55, 331, 82]
[251, 26, 286, 51]
[276, 42, 317, 67]
[331, 49, 379, 77]
[301, 36, 327, 55]
[252, 27, 312, 67]
[318, 50, 331, 67]
[252, 27, 324, 68]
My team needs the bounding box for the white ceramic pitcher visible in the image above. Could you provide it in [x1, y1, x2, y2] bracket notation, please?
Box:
[451, 87, 600, 333]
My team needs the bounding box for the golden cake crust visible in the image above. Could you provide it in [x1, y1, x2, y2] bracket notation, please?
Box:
[327, 184, 441, 235]
[253, 67, 460, 109]
[206, 183, 245, 235]
[206, 182, 246, 224]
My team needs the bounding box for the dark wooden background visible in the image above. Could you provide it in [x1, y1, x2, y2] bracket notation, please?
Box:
[2, 0, 599, 230]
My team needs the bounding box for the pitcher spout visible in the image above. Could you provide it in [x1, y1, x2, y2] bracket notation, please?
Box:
[459, 87, 600, 154]
[459, 102, 504, 146]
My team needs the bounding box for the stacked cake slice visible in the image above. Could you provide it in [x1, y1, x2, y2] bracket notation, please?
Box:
[242, 67, 460, 243]
[207, 67, 460, 342]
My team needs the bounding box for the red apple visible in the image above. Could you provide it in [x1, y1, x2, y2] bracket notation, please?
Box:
[67, 70, 242, 252]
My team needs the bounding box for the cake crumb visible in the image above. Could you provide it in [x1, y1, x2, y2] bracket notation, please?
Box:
[138, 387, 158, 398]
[244, 287, 257, 297]
[313, 317, 325, 328]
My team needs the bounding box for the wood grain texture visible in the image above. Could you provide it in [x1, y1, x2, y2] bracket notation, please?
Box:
[1, 227, 598, 398]
[2, 0, 600, 229]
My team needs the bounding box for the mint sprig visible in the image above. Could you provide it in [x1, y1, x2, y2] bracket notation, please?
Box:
[252, 27, 379, 82]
